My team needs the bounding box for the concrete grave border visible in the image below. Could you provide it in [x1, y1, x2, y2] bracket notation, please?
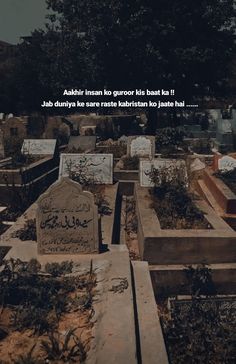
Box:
[135, 183, 236, 265]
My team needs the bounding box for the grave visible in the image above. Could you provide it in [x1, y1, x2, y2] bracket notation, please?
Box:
[68, 135, 96, 152]
[37, 177, 101, 254]
[0, 246, 11, 263]
[21, 139, 57, 156]
[59, 153, 113, 184]
[127, 136, 155, 157]
[139, 158, 188, 187]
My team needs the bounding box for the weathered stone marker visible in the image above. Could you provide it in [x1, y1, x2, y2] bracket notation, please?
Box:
[127, 136, 155, 157]
[21, 139, 57, 156]
[36, 177, 100, 254]
[140, 158, 188, 187]
[59, 153, 113, 184]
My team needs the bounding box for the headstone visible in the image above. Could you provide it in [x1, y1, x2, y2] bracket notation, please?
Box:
[140, 158, 188, 187]
[0, 130, 5, 159]
[127, 136, 155, 157]
[218, 156, 236, 172]
[68, 136, 96, 152]
[59, 153, 113, 184]
[21, 139, 57, 156]
[37, 177, 100, 254]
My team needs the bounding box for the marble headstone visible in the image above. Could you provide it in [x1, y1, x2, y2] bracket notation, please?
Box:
[37, 177, 100, 254]
[21, 139, 57, 156]
[218, 156, 236, 172]
[127, 136, 155, 157]
[140, 158, 188, 187]
[59, 153, 113, 184]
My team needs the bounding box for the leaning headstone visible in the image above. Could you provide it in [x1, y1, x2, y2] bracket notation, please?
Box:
[37, 177, 100, 254]
[127, 136, 155, 157]
[140, 158, 188, 187]
[218, 155, 236, 172]
[0, 130, 5, 159]
[68, 136, 96, 152]
[21, 139, 57, 156]
[59, 153, 113, 184]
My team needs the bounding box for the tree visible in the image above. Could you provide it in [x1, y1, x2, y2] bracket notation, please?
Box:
[2, 0, 236, 124]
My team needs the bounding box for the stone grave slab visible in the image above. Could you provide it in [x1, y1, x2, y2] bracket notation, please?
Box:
[127, 136, 155, 157]
[218, 155, 236, 172]
[36, 177, 100, 254]
[68, 136, 96, 152]
[140, 158, 188, 187]
[59, 153, 113, 184]
[21, 139, 57, 156]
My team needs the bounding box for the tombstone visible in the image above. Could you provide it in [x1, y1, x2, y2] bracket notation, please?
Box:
[21, 139, 57, 156]
[127, 136, 155, 157]
[37, 177, 101, 254]
[0, 130, 5, 159]
[59, 153, 113, 184]
[68, 136, 96, 152]
[140, 158, 188, 187]
[218, 155, 236, 172]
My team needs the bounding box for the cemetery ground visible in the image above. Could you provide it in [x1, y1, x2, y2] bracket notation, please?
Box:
[0, 120, 236, 363]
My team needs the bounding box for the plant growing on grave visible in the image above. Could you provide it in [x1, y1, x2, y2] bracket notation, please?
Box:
[41, 328, 89, 363]
[97, 143, 127, 158]
[159, 265, 236, 363]
[148, 166, 210, 229]
[122, 155, 139, 170]
[155, 127, 185, 153]
[45, 261, 73, 277]
[12, 219, 37, 241]
[184, 264, 217, 297]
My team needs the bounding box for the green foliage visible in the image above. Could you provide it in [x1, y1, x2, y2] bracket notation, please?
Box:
[0, 259, 96, 335]
[13, 219, 37, 241]
[41, 328, 88, 363]
[45, 261, 73, 277]
[161, 266, 236, 363]
[148, 166, 209, 229]
[155, 127, 185, 153]
[1, 0, 235, 112]
[122, 155, 139, 170]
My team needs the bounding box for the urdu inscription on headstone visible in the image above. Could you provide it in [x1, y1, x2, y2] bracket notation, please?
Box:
[36, 177, 100, 254]
[59, 153, 113, 184]
[140, 158, 188, 187]
[21, 139, 57, 156]
[127, 136, 155, 157]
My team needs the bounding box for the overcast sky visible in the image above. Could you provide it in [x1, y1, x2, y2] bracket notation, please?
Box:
[0, 0, 48, 44]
